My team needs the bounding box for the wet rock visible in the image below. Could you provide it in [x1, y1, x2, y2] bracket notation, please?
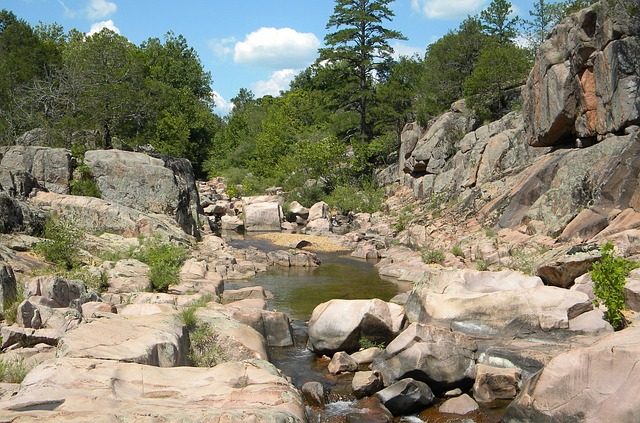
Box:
[439, 393, 479, 415]
[473, 364, 521, 403]
[352, 370, 384, 398]
[375, 378, 434, 416]
[302, 381, 325, 407]
[371, 323, 477, 393]
[328, 351, 357, 374]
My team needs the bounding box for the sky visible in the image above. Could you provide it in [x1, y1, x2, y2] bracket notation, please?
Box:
[4, 0, 538, 115]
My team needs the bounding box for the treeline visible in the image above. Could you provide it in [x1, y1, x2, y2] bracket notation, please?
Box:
[0, 0, 594, 207]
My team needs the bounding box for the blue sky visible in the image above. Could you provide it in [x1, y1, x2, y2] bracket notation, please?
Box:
[5, 0, 538, 114]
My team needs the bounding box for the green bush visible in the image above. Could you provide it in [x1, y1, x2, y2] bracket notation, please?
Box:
[0, 358, 29, 383]
[421, 248, 445, 265]
[187, 322, 224, 367]
[70, 163, 101, 198]
[590, 242, 639, 330]
[134, 235, 187, 292]
[358, 337, 386, 350]
[181, 306, 198, 331]
[326, 180, 384, 214]
[451, 245, 465, 258]
[34, 217, 81, 270]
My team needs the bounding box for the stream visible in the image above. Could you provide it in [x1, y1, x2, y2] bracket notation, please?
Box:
[226, 237, 507, 422]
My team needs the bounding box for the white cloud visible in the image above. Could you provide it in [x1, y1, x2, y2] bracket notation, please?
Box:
[209, 37, 237, 61]
[391, 42, 424, 59]
[87, 19, 120, 36]
[86, 0, 117, 19]
[253, 69, 298, 97]
[411, 0, 487, 19]
[212, 91, 234, 116]
[234, 27, 320, 69]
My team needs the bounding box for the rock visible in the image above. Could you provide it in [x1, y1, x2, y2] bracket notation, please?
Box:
[261, 310, 294, 347]
[624, 269, 640, 312]
[375, 378, 434, 416]
[26, 276, 88, 308]
[0, 192, 45, 235]
[102, 259, 151, 293]
[568, 309, 613, 334]
[84, 149, 202, 238]
[504, 326, 640, 422]
[308, 201, 329, 221]
[535, 246, 601, 288]
[56, 312, 188, 367]
[220, 214, 244, 231]
[352, 370, 384, 398]
[0, 326, 67, 349]
[267, 249, 321, 267]
[31, 191, 194, 243]
[371, 323, 477, 393]
[523, 1, 640, 147]
[439, 393, 479, 415]
[0, 358, 306, 422]
[0, 263, 17, 313]
[243, 200, 283, 232]
[223, 286, 266, 302]
[404, 269, 594, 338]
[307, 299, 405, 355]
[473, 364, 521, 403]
[351, 242, 380, 259]
[80, 301, 117, 319]
[302, 381, 325, 407]
[350, 346, 383, 365]
[328, 351, 358, 374]
[289, 201, 309, 219]
[0, 146, 72, 195]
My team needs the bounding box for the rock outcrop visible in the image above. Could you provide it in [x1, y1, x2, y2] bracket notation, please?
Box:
[523, 0, 640, 147]
[84, 149, 202, 239]
[0, 146, 72, 196]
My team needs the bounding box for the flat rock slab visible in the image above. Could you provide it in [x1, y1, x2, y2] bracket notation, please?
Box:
[0, 357, 305, 422]
[56, 312, 188, 367]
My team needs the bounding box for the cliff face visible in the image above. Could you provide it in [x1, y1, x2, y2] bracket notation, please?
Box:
[384, 0, 640, 249]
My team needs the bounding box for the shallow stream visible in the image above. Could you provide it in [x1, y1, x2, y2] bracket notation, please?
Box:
[227, 237, 506, 422]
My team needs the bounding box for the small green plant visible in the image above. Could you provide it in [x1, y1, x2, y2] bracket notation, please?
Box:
[133, 235, 187, 292]
[451, 245, 465, 258]
[187, 322, 224, 367]
[34, 216, 82, 270]
[475, 259, 489, 271]
[485, 227, 497, 238]
[421, 248, 445, 265]
[0, 358, 29, 383]
[358, 337, 386, 350]
[70, 163, 101, 198]
[181, 306, 198, 331]
[2, 283, 24, 325]
[590, 242, 639, 330]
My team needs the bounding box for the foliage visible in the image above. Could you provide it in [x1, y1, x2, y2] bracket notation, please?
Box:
[415, 17, 487, 123]
[508, 247, 534, 275]
[34, 216, 81, 270]
[463, 41, 531, 121]
[590, 243, 639, 330]
[421, 248, 445, 265]
[187, 322, 224, 367]
[320, 0, 406, 139]
[451, 245, 465, 258]
[358, 337, 386, 350]
[133, 235, 187, 292]
[480, 0, 520, 43]
[2, 283, 24, 325]
[70, 163, 101, 198]
[0, 358, 29, 383]
[475, 259, 489, 271]
[181, 306, 198, 331]
[325, 180, 384, 214]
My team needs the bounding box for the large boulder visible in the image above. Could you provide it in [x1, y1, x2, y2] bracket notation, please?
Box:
[371, 323, 477, 393]
[0, 358, 306, 422]
[243, 200, 283, 232]
[56, 311, 189, 367]
[307, 299, 405, 355]
[84, 150, 202, 238]
[375, 378, 435, 416]
[405, 269, 594, 338]
[523, 1, 640, 147]
[31, 191, 194, 243]
[0, 192, 45, 235]
[0, 146, 72, 196]
[504, 326, 640, 422]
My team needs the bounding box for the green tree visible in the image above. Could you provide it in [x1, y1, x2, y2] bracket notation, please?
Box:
[480, 0, 520, 43]
[320, 0, 406, 140]
[463, 42, 531, 121]
[415, 16, 487, 123]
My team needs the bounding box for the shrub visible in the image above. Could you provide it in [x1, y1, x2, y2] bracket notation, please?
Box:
[421, 248, 445, 265]
[34, 217, 81, 270]
[134, 235, 187, 292]
[475, 259, 489, 271]
[0, 358, 29, 383]
[451, 245, 465, 258]
[326, 180, 384, 214]
[187, 322, 224, 367]
[70, 163, 101, 198]
[358, 337, 386, 350]
[590, 242, 639, 330]
[181, 306, 198, 331]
